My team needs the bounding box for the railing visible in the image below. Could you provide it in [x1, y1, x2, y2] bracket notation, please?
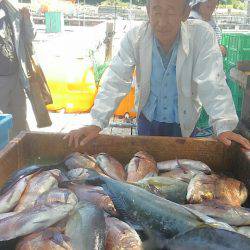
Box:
[32, 13, 250, 29]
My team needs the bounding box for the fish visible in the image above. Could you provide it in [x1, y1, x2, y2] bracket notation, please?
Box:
[95, 153, 126, 181]
[67, 167, 102, 181]
[0, 212, 17, 220]
[157, 159, 211, 174]
[236, 226, 250, 238]
[85, 175, 234, 238]
[0, 174, 33, 214]
[65, 210, 83, 250]
[186, 201, 250, 226]
[160, 168, 203, 183]
[66, 203, 106, 250]
[135, 176, 188, 204]
[16, 228, 72, 250]
[0, 161, 67, 196]
[186, 173, 248, 206]
[161, 226, 250, 250]
[66, 182, 117, 216]
[64, 152, 102, 173]
[14, 170, 59, 212]
[0, 202, 75, 241]
[126, 151, 158, 182]
[105, 216, 143, 250]
[35, 188, 78, 207]
[78, 203, 106, 250]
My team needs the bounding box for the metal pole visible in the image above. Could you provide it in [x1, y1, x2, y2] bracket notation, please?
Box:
[77, 0, 80, 26]
[247, 0, 250, 17]
[114, 0, 117, 32]
[129, 0, 132, 20]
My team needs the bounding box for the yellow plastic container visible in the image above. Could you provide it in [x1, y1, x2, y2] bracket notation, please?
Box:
[43, 58, 97, 113]
[98, 69, 137, 118]
[114, 86, 136, 118]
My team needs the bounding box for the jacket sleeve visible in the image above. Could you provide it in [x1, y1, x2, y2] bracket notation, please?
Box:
[90, 30, 136, 129]
[193, 25, 238, 136]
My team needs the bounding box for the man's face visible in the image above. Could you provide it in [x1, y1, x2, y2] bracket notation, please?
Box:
[199, 0, 219, 21]
[147, 0, 189, 45]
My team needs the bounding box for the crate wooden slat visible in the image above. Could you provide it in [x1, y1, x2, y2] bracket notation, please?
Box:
[0, 131, 248, 207]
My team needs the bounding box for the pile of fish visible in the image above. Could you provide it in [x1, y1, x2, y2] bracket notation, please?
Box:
[0, 151, 250, 250]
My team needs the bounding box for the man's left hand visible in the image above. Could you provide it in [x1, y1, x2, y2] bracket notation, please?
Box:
[20, 7, 31, 20]
[217, 131, 250, 150]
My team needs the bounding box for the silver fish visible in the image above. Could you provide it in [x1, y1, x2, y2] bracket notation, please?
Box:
[135, 176, 188, 204]
[161, 226, 250, 250]
[65, 203, 106, 250]
[65, 152, 98, 170]
[14, 170, 59, 212]
[157, 159, 211, 174]
[16, 227, 72, 250]
[0, 202, 75, 241]
[105, 216, 143, 250]
[65, 210, 83, 250]
[236, 226, 250, 238]
[36, 188, 78, 207]
[186, 201, 250, 226]
[0, 174, 32, 213]
[96, 153, 126, 181]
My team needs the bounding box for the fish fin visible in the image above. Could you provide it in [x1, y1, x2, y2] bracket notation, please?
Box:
[182, 205, 236, 232]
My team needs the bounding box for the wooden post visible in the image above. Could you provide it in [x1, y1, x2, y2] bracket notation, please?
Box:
[104, 22, 114, 62]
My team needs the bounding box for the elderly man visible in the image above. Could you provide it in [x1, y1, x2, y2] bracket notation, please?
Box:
[0, 0, 36, 137]
[65, 0, 250, 149]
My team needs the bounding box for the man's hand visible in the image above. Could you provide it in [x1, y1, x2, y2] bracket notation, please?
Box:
[217, 131, 250, 150]
[20, 7, 31, 20]
[63, 125, 101, 148]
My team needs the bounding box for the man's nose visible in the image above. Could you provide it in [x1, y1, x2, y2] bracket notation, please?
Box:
[157, 18, 169, 29]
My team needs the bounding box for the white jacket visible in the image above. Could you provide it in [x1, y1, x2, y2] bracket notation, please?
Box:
[90, 20, 238, 137]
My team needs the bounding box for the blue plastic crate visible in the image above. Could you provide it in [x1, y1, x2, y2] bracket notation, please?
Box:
[0, 114, 13, 150]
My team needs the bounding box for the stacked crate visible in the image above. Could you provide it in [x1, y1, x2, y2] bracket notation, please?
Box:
[196, 32, 250, 134]
[222, 33, 250, 117]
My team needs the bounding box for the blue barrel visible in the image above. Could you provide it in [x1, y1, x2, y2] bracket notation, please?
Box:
[0, 114, 13, 150]
[45, 12, 64, 33]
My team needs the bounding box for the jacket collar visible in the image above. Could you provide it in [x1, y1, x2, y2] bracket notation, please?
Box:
[180, 21, 190, 56]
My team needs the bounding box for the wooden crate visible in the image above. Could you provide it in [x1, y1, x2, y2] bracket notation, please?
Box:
[0, 132, 249, 200]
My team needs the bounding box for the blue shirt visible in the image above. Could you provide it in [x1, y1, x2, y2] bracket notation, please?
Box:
[142, 35, 179, 123]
